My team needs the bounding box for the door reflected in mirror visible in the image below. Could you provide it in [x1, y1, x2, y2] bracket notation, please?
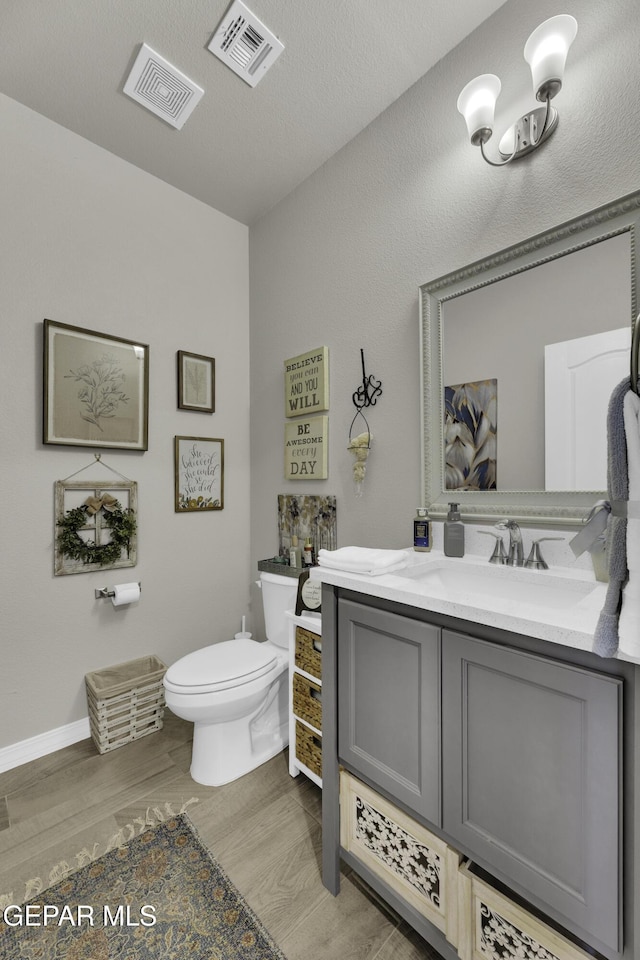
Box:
[442, 232, 630, 492]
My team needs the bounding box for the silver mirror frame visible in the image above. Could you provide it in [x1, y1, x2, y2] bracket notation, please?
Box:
[420, 190, 640, 526]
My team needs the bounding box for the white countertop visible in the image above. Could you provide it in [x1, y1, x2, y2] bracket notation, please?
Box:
[310, 549, 612, 656]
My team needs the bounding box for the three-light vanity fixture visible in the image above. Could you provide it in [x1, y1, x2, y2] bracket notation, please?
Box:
[457, 15, 577, 166]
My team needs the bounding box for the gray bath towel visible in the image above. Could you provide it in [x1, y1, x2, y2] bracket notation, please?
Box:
[593, 377, 630, 657]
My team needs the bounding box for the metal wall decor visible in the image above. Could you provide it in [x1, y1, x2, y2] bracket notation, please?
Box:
[348, 349, 382, 496]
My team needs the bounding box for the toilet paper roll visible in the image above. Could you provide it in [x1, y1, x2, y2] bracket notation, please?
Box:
[111, 582, 141, 607]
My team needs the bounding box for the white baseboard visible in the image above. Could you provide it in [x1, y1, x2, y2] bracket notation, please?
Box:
[0, 717, 91, 774]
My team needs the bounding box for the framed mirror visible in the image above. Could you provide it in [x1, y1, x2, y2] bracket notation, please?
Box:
[420, 190, 640, 525]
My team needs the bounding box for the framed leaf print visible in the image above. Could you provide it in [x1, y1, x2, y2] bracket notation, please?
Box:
[177, 351, 215, 413]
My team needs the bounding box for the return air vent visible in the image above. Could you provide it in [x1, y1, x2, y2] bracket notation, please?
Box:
[208, 0, 284, 87]
[123, 43, 204, 129]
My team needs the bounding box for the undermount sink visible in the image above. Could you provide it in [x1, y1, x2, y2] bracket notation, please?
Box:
[392, 560, 599, 612]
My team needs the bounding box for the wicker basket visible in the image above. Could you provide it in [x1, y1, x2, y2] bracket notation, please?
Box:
[85, 655, 167, 754]
[292, 672, 322, 729]
[296, 720, 322, 778]
[294, 626, 322, 678]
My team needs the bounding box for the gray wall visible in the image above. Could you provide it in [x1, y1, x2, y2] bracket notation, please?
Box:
[249, 0, 640, 569]
[0, 94, 250, 750]
[2, 0, 639, 754]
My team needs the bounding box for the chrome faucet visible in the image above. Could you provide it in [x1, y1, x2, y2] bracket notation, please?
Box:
[496, 519, 524, 566]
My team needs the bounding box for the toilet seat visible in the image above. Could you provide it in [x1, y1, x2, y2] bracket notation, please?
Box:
[164, 637, 278, 695]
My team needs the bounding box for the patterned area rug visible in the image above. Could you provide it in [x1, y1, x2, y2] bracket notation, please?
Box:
[0, 814, 286, 959]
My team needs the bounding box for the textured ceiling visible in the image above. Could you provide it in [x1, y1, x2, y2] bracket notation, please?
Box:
[0, 0, 508, 224]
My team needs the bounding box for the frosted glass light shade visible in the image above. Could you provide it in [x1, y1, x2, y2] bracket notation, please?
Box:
[457, 74, 501, 145]
[524, 15, 577, 101]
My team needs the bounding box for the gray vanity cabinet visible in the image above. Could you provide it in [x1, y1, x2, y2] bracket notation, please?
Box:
[441, 628, 623, 954]
[337, 598, 441, 825]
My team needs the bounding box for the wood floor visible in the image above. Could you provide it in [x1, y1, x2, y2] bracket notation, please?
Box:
[0, 712, 442, 959]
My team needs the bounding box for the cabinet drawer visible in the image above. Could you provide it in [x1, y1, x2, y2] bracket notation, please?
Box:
[295, 626, 322, 677]
[295, 720, 322, 779]
[340, 771, 460, 946]
[293, 672, 322, 729]
[457, 862, 593, 960]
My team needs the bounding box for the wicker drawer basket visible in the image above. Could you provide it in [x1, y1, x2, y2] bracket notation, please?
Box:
[292, 672, 322, 729]
[295, 626, 322, 678]
[85, 655, 166, 754]
[295, 720, 322, 778]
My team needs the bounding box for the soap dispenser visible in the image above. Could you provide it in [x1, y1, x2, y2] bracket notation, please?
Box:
[444, 502, 465, 558]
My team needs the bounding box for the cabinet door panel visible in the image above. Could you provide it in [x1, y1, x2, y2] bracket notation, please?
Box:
[442, 629, 622, 954]
[338, 599, 441, 825]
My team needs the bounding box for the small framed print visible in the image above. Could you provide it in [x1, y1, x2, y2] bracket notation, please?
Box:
[43, 319, 149, 450]
[175, 436, 224, 511]
[177, 351, 215, 413]
[295, 569, 322, 615]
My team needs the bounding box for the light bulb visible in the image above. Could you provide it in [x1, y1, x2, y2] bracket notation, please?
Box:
[456, 74, 501, 146]
[524, 15, 577, 101]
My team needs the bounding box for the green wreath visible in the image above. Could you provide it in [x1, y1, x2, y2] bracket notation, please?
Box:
[56, 496, 136, 566]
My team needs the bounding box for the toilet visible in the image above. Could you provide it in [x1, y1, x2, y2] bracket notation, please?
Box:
[163, 571, 298, 786]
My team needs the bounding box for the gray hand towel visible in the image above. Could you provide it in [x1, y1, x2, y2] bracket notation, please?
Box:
[593, 377, 630, 657]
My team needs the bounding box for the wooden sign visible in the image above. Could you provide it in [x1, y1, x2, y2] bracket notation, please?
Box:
[284, 347, 329, 418]
[284, 416, 328, 480]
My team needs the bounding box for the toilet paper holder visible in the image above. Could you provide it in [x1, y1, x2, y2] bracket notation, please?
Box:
[95, 582, 141, 599]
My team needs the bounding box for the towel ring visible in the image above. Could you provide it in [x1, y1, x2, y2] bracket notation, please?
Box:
[632, 313, 640, 396]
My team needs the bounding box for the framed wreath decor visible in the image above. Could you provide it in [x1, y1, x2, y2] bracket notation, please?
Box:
[54, 480, 138, 576]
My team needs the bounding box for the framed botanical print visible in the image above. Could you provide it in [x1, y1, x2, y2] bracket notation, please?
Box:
[43, 319, 149, 450]
[177, 350, 215, 413]
[175, 436, 224, 511]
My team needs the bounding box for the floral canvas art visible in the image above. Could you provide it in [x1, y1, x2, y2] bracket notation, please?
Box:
[444, 379, 497, 490]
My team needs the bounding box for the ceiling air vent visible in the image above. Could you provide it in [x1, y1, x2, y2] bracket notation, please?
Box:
[123, 43, 204, 129]
[208, 0, 284, 88]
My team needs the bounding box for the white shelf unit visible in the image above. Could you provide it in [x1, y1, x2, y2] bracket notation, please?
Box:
[286, 610, 322, 788]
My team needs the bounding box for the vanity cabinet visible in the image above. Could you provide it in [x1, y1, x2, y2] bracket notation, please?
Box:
[337, 599, 440, 824]
[322, 589, 633, 960]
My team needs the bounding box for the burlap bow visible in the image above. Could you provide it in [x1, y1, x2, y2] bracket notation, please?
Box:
[84, 493, 118, 515]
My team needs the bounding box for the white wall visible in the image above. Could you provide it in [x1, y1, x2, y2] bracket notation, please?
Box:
[0, 94, 250, 750]
[249, 0, 640, 568]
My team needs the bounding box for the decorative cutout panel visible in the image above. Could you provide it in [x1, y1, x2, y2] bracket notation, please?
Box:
[355, 795, 442, 907]
[457, 863, 593, 960]
[340, 771, 459, 945]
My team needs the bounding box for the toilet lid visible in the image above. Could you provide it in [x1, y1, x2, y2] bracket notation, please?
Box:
[164, 638, 278, 693]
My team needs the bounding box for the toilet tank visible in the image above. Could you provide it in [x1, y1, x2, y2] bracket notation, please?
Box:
[260, 571, 299, 649]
